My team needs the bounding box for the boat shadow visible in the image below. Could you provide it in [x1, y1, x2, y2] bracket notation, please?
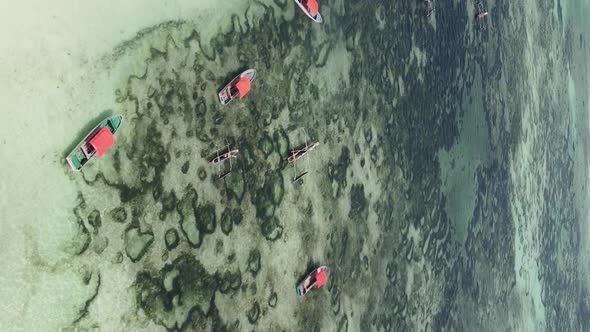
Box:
[62, 110, 113, 158]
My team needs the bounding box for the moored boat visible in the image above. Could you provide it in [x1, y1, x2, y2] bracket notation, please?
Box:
[66, 115, 123, 171]
[294, 0, 323, 23]
[296, 266, 328, 297]
[218, 69, 256, 106]
[208, 143, 240, 179]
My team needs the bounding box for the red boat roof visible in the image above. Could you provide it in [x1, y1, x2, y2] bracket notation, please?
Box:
[308, 0, 319, 15]
[236, 76, 251, 99]
[316, 270, 326, 288]
[90, 127, 115, 158]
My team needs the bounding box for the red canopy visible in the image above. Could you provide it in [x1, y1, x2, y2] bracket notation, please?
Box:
[316, 270, 326, 288]
[236, 76, 251, 99]
[307, 0, 319, 15]
[89, 127, 115, 158]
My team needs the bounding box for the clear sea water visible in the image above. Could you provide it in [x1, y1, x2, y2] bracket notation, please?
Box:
[1, 0, 590, 330]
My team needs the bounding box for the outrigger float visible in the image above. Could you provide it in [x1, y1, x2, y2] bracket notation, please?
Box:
[66, 115, 123, 171]
[296, 266, 328, 297]
[208, 143, 239, 179]
[288, 136, 319, 182]
[294, 0, 322, 23]
[218, 69, 256, 106]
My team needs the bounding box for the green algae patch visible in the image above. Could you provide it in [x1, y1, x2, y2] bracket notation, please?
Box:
[261, 216, 283, 241]
[247, 249, 261, 277]
[108, 207, 128, 224]
[134, 254, 217, 330]
[247, 301, 260, 324]
[124, 226, 154, 262]
[176, 187, 202, 247]
[164, 228, 180, 250]
[87, 210, 102, 234]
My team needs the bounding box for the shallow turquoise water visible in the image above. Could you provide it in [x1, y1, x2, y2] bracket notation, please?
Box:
[1, 0, 590, 330]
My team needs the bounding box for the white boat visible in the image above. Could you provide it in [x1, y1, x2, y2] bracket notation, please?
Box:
[296, 266, 328, 297]
[218, 69, 256, 106]
[294, 0, 323, 23]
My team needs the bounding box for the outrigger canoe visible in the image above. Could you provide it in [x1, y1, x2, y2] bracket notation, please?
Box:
[294, 0, 323, 23]
[66, 115, 123, 171]
[218, 69, 256, 106]
[296, 266, 328, 297]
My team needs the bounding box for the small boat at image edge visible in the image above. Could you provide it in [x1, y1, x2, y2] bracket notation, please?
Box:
[294, 0, 323, 23]
[296, 266, 328, 297]
[66, 115, 123, 171]
[218, 69, 256, 106]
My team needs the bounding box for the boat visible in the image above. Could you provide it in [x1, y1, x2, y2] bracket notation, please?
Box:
[296, 266, 328, 297]
[288, 139, 319, 182]
[66, 115, 123, 171]
[208, 143, 239, 179]
[294, 0, 323, 23]
[218, 69, 256, 106]
[288, 141, 319, 164]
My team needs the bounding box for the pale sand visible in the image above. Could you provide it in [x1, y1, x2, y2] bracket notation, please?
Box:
[0, 1, 256, 330]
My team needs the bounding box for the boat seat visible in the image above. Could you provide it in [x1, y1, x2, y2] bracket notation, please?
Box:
[82, 143, 96, 159]
[230, 86, 239, 97]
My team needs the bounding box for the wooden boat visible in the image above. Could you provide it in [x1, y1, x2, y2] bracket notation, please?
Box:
[208, 143, 239, 179]
[66, 115, 123, 171]
[218, 69, 256, 106]
[294, 0, 323, 23]
[288, 142, 319, 164]
[288, 140, 319, 182]
[296, 266, 328, 297]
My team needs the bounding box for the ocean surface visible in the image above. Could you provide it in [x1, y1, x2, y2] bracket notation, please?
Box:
[1, 0, 590, 330]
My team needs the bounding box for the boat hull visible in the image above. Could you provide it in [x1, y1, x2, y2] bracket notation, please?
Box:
[66, 115, 123, 171]
[296, 265, 328, 297]
[218, 69, 256, 106]
[294, 0, 323, 23]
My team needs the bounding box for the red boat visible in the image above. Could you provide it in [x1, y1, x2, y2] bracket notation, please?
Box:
[296, 266, 327, 296]
[218, 69, 256, 106]
[294, 0, 323, 23]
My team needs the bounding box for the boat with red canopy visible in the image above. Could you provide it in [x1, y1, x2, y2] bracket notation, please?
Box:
[218, 69, 256, 106]
[66, 115, 123, 171]
[296, 266, 328, 296]
[294, 0, 323, 23]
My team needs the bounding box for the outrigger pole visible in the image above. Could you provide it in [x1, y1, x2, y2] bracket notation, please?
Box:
[208, 142, 239, 180]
